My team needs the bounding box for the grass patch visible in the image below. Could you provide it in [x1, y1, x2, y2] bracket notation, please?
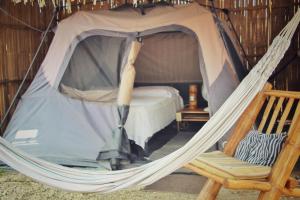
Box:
[0, 168, 6, 177]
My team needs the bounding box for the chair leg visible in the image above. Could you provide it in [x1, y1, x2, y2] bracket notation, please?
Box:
[197, 179, 222, 200]
[257, 187, 282, 200]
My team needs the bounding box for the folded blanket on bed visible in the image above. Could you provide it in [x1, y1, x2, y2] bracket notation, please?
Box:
[61, 85, 181, 102]
[60, 84, 118, 102]
[132, 86, 180, 98]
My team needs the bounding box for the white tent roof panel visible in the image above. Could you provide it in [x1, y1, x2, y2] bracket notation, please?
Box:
[40, 4, 231, 87]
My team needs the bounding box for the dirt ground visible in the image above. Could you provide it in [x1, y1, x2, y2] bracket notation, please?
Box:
[0, 170, 196, 200]
[1, 169, 300, 200]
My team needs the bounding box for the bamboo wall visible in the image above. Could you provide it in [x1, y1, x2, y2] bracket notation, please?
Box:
[0, 0, 54, 132]
[0, 0, 299, 134]
[198, 0, 300, 91]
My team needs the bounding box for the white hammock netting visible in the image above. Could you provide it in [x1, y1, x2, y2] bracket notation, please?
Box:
[0, 9, 299, 193]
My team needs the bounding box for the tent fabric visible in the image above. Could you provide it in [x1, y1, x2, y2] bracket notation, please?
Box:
[221, 29, 247, 80]
[97, 41, 142, 166]
[60, 84, 119, 102]
[117, 41, 142, 105]
[4, 3, 245, 166]
[0, 8, 298, 191]
[134, 32, 202, 83]
[38, 4, 238, 99]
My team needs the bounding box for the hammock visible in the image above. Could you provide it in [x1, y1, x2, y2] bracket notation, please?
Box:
[0, 9, 299, 193]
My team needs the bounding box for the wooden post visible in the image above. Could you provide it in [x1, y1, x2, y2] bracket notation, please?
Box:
[258, 100, 300, 200]
[197, 179, 222, 200]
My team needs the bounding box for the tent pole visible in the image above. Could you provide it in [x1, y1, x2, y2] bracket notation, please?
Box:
[0, 8, 57, 132]
[224, 10, 253, 70]
[203, 1, 252, 71]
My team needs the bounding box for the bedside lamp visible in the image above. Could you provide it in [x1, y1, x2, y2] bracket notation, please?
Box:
[189, 84, 197, 110]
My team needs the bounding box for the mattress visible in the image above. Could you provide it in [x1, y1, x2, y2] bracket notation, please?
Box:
[125, 86, 184, 148]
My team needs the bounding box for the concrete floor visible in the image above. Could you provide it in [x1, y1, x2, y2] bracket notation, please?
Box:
[146, 126, 205, 194]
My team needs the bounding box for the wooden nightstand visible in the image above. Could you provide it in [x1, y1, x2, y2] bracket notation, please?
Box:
[176, 108, 209, 131]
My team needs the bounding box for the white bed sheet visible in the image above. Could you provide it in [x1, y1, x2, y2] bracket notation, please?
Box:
[60, 85, 183, 149]
[125, 93, 183, 149]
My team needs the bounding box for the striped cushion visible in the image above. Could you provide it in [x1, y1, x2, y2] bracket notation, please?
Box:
[234, 130, 287, 166]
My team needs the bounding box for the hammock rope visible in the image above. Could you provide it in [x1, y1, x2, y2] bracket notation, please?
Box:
[0, 9, 299, 193]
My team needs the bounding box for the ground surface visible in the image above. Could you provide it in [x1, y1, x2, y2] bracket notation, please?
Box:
[0, 170, 197, 200]
[1, 125, 300, 200]
[1, 170, 299, 200]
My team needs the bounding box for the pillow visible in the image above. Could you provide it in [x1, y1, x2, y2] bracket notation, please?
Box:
[132, 86, 179, 98]
[234, 130, 287, 166]
[234, 130, 260, 161]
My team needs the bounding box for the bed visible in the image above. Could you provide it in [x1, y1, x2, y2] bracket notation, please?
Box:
[60, 85, 184, 149]
[126, 86, 183, 149]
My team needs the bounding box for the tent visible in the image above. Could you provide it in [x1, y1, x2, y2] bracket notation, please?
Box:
[3, 3, 246, 168]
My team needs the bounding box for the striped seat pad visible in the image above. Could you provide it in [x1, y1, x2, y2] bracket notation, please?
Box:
[234, 130, 287, 166]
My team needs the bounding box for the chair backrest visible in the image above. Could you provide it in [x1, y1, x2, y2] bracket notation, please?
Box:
[224, 85, 300, 156]
[257, 90, 300, 135]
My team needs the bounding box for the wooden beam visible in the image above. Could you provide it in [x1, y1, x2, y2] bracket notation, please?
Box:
[285, 177, 299, 189]
[282, 188, 300, 197]
[264, 90, 300, 99]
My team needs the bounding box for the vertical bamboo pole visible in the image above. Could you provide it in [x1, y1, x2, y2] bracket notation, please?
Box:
[258, 100, 300, 200]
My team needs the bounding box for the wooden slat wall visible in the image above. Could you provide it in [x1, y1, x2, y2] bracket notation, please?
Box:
[0, 1, 53, 132]
[197, 0, 300, 91]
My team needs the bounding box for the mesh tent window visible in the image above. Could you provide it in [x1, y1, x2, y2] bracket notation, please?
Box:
[60, 29, 204, 92]
[60, 35, 127, 91]
[135, 31, 202, 83]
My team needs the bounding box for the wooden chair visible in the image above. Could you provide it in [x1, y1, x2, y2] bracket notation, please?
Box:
[185, 84, 300, 200]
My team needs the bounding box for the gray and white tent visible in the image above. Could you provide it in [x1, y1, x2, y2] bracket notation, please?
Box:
[4, 3, 246, 167]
